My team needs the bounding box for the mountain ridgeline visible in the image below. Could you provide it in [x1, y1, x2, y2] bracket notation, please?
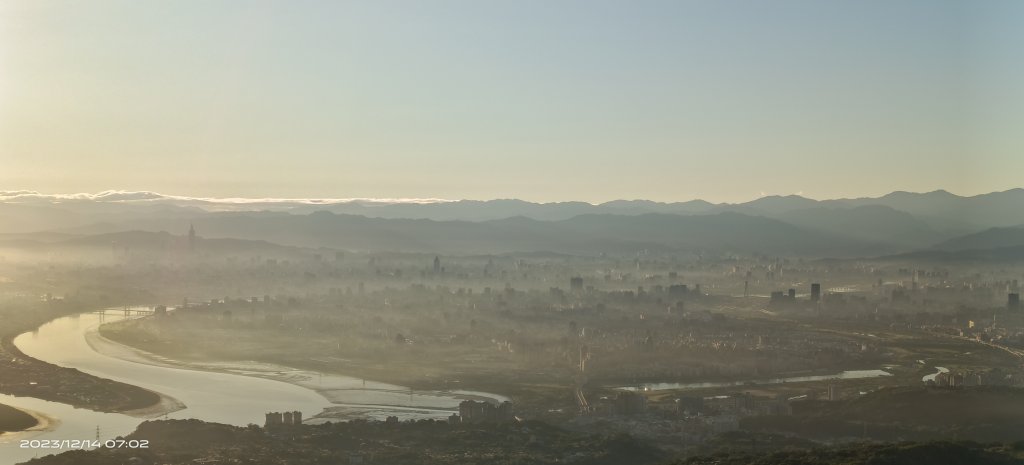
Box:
[1, 188, 1023, 258]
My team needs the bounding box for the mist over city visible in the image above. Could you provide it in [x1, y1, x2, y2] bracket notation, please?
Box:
[3, 1, 1024, 464]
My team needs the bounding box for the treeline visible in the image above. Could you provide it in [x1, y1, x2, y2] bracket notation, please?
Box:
[678, 441, 1024, 465]
[743, 386, 1024, 442]
[23, 419, 667, 465]
[23, 419, 1024, 465]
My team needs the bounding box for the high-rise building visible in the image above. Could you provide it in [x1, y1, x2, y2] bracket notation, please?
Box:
[1010, 293, 1021, 310]
[668, 284, 689, 297]
[570, 277, 584, 291]
[188, 223, 196, 251]
[264, 412, 283, 427]
[457, 400, 515, 423]
[810, 283, 821, 302]
[433, 256, 441, 273]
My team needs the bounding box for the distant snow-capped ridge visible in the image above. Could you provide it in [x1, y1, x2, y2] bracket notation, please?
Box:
[0, 190, 455, 205]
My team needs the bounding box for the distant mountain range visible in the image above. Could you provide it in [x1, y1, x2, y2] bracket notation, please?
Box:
[881, 245, 1024, 263]
[1, 189, 1023, 257]
[931, 226, 1024, 251]
[41, 211, 889, 257]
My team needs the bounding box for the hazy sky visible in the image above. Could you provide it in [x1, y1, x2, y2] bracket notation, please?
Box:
[1, 0, 1021, 203]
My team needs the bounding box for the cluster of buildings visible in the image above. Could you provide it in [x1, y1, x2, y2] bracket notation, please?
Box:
[265, 411, 303, 427]
[927, 369, 1019, 388]
[692, 392, 793, 417]
[573, 391, 799, 445]
[451, 400, 515, 424]
[888, 281, 1022, 313]
[560, 276, 706, 301]
[769, 283, 822, 307]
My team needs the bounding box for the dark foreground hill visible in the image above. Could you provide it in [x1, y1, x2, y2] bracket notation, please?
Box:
[22, 419, 1024, 465]
[22, 419, 666, 465]
[743, 386, 1024, 443]
[678, 441, 1024, 465]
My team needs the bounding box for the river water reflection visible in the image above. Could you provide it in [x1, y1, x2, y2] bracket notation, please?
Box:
[0, 310, 504, 465]
[617, 369, 893, 392]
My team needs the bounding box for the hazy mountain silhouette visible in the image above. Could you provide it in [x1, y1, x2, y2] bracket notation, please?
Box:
[0, 230, 302, 256]
[2, 188, 1021, 222]
[714, 195, 822, 215]
[0, 200, 204, 233]
[775, 205, 949, 247]
[881, 245, 1024, 263]
[931, 226, 1024, 251]
[289, 198, 718, 220]
[838, 189, 1024, 231]
[53, 211, 896, 257]
[245, 188, 1024, 232]
[4, 189, 1023, 253]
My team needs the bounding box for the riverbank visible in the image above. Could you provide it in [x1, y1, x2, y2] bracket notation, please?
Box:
[96, 315, 582, 419]
[0, 404, 59, 440]
[78, 329, 186, 418]
[88, 321, 509, 422]
[3, 309, 340, 465]
[0, 301, 166, 415]
[0, 403, 39, 433]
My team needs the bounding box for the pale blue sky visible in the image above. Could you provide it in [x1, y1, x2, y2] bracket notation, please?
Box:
[1, 0, 1021, 202]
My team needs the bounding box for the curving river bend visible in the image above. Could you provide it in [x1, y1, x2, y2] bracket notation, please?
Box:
[0, 309, 506, 465]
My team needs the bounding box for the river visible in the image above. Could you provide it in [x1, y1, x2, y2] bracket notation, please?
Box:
[922, 366, 949, 383]
[0, 309, 505, 465]
[616, 369, 893, 392]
